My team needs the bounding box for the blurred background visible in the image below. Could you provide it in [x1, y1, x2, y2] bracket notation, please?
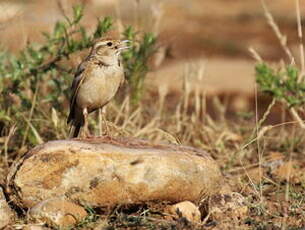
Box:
[0, 0, 303, 121]
[2, 2, 305, 228]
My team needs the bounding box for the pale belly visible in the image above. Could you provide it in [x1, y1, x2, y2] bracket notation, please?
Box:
[76, 67, 123, 111]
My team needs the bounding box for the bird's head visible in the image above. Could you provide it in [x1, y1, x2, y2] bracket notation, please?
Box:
[92, 38, 129, 59]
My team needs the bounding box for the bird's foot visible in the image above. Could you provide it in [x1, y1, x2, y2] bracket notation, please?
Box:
[81, 129, 93, 139]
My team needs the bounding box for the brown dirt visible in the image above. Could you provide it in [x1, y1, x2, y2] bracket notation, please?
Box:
[1, 1, 305, 229]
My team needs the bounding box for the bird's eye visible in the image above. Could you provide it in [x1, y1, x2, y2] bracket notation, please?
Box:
[107, 42, 113, 47]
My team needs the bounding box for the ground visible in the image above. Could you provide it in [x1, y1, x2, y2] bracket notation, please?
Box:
[0, 0, 305, 229]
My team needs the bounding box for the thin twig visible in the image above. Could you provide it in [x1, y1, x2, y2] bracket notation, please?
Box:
[254, 81, 264, 202]
[290, 107, 305, 129]
[56, 0, 72, 25]
[295, 0, 305, 82]
[250, 98, 276, 140]
[4, 125, 17, 167]
[249, 47, 263, 63]
[21, 82, 40, 147]
[261, 0, 295, 65]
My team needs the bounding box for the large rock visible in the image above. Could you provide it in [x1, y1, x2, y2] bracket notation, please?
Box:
[22, 225, 51, 230]
[7, 137, 222, 209]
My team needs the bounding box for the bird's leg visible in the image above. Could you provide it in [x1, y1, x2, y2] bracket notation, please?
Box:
[98, 108, 103, 136]
[82, 107, 90, 138]
[99, 106, 109, 136]
[98, 108, 104, 136]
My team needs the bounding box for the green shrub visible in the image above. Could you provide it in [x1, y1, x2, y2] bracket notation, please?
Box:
[255, 63, 305, 107]
[0, 5, 156, 148]
[122, 26, 156, 104]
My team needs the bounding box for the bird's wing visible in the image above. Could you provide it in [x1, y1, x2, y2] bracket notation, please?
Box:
[67, 59, 89, 124]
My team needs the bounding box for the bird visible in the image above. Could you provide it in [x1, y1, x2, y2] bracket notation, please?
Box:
[67, 38, 129, 138]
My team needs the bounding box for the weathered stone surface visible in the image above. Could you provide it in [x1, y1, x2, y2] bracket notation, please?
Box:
[168, 201, 201, 222]
[22, 224, 51, 230]
[0, 187, 14, 229]
[28, 198, 87, 228]
[7, 137, 222, 208]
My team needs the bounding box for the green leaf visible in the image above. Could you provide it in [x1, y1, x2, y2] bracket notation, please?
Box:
[54, 22, 66, 39]
[73, 5, 84, 24]
[94, 17, 113, 39]
[256, 63, 305, 107]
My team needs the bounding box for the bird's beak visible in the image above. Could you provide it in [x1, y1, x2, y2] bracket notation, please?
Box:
[118, 40, 131, 51]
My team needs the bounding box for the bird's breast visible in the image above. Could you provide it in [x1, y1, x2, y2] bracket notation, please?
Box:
[76, 66, 123, 111]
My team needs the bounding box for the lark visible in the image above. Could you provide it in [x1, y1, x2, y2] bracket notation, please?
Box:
[67, 38, 129, 138]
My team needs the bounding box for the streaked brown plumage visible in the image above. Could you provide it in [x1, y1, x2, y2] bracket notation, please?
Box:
[67, 38, 128, 137]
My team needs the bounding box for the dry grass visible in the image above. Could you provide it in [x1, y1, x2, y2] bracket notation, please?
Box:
[1, 0, 305, 229]
[2, 63, 305, 229]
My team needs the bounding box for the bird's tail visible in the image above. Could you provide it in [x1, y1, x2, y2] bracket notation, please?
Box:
[68, 108, 84, 138]
[69, 123, 82, 138]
